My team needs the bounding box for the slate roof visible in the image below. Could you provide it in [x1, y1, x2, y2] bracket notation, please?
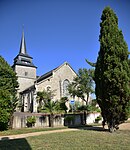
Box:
[13, 60, 36, 68]
[13, 30, 36, 68]
[36, 62, 77, 83]
[36, 65, 61, 83]
[19, 31, 27, 54]
[36, 69, 55, 83]
[20, 84, 35, 94]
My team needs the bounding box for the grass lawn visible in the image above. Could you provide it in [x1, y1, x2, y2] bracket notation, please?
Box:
[0, 124, 102, 136]
[0, 126, 67, 136]
[0, 129, 130, 150]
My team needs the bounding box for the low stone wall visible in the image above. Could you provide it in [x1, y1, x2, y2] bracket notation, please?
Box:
[13, 112, 101, 129]
[13, 112, 64, 128]
[64, 114, 83, 126]
[86, 112, 102, 124]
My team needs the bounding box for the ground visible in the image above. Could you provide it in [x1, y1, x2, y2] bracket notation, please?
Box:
[119, 122, 130, 130]
[0, 122, 130, 139]
[0, 122, 130, 150]
[0, 123, 130, 150]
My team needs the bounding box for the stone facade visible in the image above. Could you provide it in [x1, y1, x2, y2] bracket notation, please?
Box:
[19, 62, 78, 113]
[14, 65, 36, 92]
[36, 62, 76, 100]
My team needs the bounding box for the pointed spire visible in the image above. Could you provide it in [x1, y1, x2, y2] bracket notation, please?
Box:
[13, 27, 37, 69]
[19, 26, 27, 54]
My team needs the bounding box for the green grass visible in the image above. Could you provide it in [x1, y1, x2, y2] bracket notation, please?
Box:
[0, 129, 130, 150]
[0, 124, 101, 136]
[0, 126, 67, 136]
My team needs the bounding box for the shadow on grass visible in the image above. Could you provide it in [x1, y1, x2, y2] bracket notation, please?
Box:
[0, 137, 32, 150]
[68, 125, 108, 132]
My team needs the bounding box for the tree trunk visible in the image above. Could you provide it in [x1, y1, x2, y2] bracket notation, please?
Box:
[49, 114, 54, 127]
[102, 120, 106, 129]
[83, 111, 87, 125]
[109, 126, 115, 133]
[108, 120, 116, 133]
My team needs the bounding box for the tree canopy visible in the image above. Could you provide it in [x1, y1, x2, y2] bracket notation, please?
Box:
[68, 68, 94, 105]
[37, 90, 68, 127]
[94, 7, 130, 132]
[0, 56, 19, 130]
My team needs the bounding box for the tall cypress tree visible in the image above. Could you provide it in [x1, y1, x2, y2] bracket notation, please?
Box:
[0, 56, 19, 130]
[95, 7, 130, 132]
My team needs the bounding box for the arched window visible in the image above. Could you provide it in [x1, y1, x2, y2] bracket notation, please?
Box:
[63, 79, 70, 97]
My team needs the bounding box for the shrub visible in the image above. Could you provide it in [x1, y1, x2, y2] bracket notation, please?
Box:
[95, 116, 102, 123]
[64, 116, 74, 122]
[64, 116, 75, 126]
[26, 116, 36, 127]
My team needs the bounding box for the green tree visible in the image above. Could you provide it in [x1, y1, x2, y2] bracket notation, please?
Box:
[0, 56, 19, 130]
[43, 99, 58, 127]
[68, 68, 94, 105]
[55, 97, 68, 113]
[68, 68, 94, 125]
[0, 90, 11, 130]
[95, 7, 130, 132]
[37, 90, 58, 127]
[37, 90, 53, 112]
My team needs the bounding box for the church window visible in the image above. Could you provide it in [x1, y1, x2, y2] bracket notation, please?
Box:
[63, 79, 70, 97]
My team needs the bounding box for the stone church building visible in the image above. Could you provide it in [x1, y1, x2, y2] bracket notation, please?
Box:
[12, 31, 80, 113]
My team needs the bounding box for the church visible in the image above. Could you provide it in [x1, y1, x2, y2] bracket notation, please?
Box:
[12, 31, 79, 113]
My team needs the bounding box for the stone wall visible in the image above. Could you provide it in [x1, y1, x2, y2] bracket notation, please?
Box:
[13, 112, 64, 128]
[64, 114, 83, 126]
[13, 112, 101, 129]
[86, 112, 102, 124]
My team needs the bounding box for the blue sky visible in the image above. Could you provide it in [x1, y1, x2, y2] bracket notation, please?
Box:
[0, 0, 130, 76]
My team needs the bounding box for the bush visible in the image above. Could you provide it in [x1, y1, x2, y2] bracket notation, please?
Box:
[64, 116, 75, 126]
[64, 116, 74, 122]
[26, 116, 36, 127]
[95, 116, 102, 123]
[0, 122, 8, 131]
[77, 105, 90, 112]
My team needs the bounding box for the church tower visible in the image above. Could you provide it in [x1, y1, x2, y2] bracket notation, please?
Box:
[13, 31, 37, 92]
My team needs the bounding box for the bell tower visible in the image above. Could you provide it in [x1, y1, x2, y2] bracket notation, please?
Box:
[13, 31, 37, 92]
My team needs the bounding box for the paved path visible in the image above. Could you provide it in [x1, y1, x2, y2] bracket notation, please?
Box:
[0, 128, 79, 140]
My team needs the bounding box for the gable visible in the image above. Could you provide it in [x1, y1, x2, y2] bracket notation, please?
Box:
[36, 62, 77, 84]
[53, 62, 77, 77]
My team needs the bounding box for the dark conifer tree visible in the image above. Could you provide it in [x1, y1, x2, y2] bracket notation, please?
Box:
[95, 7, 130, 132]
